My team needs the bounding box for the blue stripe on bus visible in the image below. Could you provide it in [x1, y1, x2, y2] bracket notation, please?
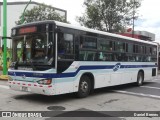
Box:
[8, 65, 157, 78]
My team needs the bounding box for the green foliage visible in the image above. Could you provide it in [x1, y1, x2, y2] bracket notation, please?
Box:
[16, 3, 67, 25]
[77, 0, 142, 33]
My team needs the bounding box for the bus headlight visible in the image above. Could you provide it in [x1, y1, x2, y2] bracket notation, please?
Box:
[8, 76, 13, 81]
[37, 79, 52, 85]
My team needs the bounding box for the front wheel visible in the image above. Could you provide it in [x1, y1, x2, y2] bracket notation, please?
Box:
[137, 72, 144, 86]
[77, 76, 91, 98]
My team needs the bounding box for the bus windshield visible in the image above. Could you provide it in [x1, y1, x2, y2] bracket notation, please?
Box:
[12, 33, 54, 66]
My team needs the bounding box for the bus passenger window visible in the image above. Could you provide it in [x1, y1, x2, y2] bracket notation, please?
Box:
[98, 52, 104, 60]
[115, 42, 125, 52]
[79, 51, 86, 61]
[109, 41, 113, 51]
[98, 39, 111, 51]
[86, 52, 96, 61]
[58, 32, 65, 54]
[153, 47, 157, 55]
[147, 56, 151, 62]
[58, 32, 74, 59]
[80, 36, 84, 48]
[82, 36, 97, 49]
[64, 34, 73, 54]
[102, 53, 112, 61]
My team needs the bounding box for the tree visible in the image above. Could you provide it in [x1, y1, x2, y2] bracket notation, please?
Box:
[16, 3, 67, 25]
[77, 0, 141, 33]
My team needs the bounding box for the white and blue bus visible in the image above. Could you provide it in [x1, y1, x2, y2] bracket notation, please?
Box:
[8, 21, 158, 97]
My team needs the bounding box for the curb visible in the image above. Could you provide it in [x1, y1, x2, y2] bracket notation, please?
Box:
[0, 75, 8, 81]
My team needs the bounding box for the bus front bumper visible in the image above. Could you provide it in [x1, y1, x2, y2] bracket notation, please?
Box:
[8, 81, 55, 96]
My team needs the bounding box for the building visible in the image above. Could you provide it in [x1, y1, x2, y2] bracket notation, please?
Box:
[0, 1, 67, 69]
[0, 1, 67, 48]
[119, 29, 155, 41]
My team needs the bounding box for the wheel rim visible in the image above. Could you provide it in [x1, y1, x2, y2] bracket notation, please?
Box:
[138, 75, 143, 84]
[80, 81, 88, 93]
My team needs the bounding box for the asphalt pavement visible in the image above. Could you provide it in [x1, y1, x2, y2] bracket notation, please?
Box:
[0, 74, 160, 120]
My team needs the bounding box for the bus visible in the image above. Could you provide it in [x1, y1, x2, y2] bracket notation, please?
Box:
[8, 20, 158, 98]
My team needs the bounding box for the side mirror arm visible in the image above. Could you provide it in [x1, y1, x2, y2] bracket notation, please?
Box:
[2, 36, 12, 39]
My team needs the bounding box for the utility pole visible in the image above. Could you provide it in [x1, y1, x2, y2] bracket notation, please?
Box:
[3, 0, 7, 75]
[132, 0, 135, 38]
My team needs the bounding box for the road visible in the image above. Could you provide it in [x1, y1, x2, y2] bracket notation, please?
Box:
[0, 76, 160, 120]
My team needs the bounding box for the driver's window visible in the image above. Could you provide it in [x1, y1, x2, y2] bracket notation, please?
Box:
[16, 40, 23, 62]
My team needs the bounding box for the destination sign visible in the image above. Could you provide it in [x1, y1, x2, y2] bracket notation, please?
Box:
[19, 26, 37, 34]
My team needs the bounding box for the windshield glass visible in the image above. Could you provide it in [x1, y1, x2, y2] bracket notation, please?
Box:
[12, 33, 54, 65]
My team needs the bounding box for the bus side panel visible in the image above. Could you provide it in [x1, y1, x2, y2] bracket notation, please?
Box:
[55, 71, 97, 94]
[110, 72, 122, 86]
[95, 74, 106, 88]
[144, 67, 156, 81]
[122, 71, 133, 84]
[54, 78, 74, 95]
[94, 70, 111, 88]
[144, 68, 150, 81]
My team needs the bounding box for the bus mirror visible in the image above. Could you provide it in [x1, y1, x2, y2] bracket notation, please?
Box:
[1, 45, 8, 53]
[2, 45, 4, 52]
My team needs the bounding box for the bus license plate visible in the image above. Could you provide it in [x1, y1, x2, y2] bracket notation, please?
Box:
[22, 86, 28, 92]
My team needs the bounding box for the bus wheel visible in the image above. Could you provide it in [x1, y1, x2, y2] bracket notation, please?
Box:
[77, 75, 91, 98]
[137, 72, 144, 86]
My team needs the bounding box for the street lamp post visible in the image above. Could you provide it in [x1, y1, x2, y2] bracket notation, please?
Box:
[21, 0, 32, 24]
[3, 0, 7, 75]
[2, 0, 31, 75]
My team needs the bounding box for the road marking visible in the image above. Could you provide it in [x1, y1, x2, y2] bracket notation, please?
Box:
[144, 78, 160, 83]
[113, 90, 160, 99]
[0, 85, 9, 89]
[141, 86, 160, 90]
[148, 79, 160, 83]
[152, 79, 160, 81]
[152, 78, 159, 80]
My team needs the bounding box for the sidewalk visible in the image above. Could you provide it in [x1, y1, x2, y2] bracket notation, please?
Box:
[0, 71, 8, 81]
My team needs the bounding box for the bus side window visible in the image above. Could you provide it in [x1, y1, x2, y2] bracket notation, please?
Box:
[64, 34, 73, 54]
[58, 32, 74, 59]
[98, 52, 104, 61]
[102, 53, 112, 61]
[87, 53, 95, 61]
[80, 36, 84, 48]
[58, 32, 65, 54]
[79, 51, 86, 61]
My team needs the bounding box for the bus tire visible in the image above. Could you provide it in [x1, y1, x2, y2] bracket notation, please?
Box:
[77, 75, 91, 98]
[136, 71, 144, 86]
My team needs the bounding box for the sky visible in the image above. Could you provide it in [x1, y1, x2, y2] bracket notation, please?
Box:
[135, 0, 160, 42]
[5, 0, 160, 42]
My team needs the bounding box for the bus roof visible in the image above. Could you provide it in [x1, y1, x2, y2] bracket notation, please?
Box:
[13, 20, 158, 46]
[54, 21, 158, 46]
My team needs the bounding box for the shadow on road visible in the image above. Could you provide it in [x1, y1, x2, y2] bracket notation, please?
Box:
[11, 83, 140, 104]
[13, 93, 76, 103]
